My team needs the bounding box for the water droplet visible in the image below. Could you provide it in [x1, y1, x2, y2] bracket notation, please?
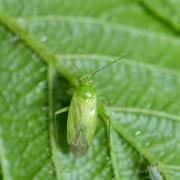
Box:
[145, 142, 151, 147]
[45, 147, 50, 152]
[40, 36, 48, 42]
[49, 169, 54, 174]
[135, 131, 142, 136]
[27, 121, 34, 128]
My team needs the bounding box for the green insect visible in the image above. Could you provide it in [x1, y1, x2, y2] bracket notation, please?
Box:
[55, 55, 129, 156]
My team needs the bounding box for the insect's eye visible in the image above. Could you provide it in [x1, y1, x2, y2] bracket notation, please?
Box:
[80, 78, 90, 85]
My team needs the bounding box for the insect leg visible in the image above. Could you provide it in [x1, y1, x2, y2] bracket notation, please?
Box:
[55, 107, 69, 116]
[54, 107, 69, 145]
[105, 114, 111, 150]
[98, 107, 111, 152]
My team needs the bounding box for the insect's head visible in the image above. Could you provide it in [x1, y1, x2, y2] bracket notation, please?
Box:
[79, 76, 92, 86]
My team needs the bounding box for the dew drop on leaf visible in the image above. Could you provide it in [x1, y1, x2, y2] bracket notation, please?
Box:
[40, 36, 48, 42]
[135, 131, 142, 136]
[145, 142, 151, 147]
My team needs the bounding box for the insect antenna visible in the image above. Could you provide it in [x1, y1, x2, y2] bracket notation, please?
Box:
[90, 53, 132, 79]
[69, 61, 82, 84]
[70, 62, 81, 75]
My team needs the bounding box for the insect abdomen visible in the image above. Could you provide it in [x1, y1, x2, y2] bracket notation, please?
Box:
[70, 130, 89, 157]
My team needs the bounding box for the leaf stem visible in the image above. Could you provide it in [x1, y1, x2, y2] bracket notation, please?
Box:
[47, 66, 63, 180]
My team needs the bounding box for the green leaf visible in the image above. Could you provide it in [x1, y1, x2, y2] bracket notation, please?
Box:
[0, 0, 180, 180]
[16, 16, 180, 70]
[56, 55, 180, 179]
[109, 108, 180, 180]
[141, 0, 180, 33]
[0, 25, 54, 179]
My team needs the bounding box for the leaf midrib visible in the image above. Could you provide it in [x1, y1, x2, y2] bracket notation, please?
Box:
[111, 119, 170, 179]
[100, 105, 178, 180]
[47, 66, 62, 180]
[106, 106, 180, 179]
[1, 13, 180, 81]
[0, 12, 78, 87]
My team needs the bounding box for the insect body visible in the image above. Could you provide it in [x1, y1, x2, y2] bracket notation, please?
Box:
[55, 78, 96, 156]
[55, 55, 129, 156]
[67, 78, 97, 156]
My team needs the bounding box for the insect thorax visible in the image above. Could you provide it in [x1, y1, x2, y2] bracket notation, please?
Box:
[75, 78, 96, 100]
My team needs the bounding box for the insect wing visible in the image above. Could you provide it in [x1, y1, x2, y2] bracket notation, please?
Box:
[70, 130, 89, 157]
[81, 93, 96, 145]
[67, 95, 89, 156]
[67, 85, 96, 156]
